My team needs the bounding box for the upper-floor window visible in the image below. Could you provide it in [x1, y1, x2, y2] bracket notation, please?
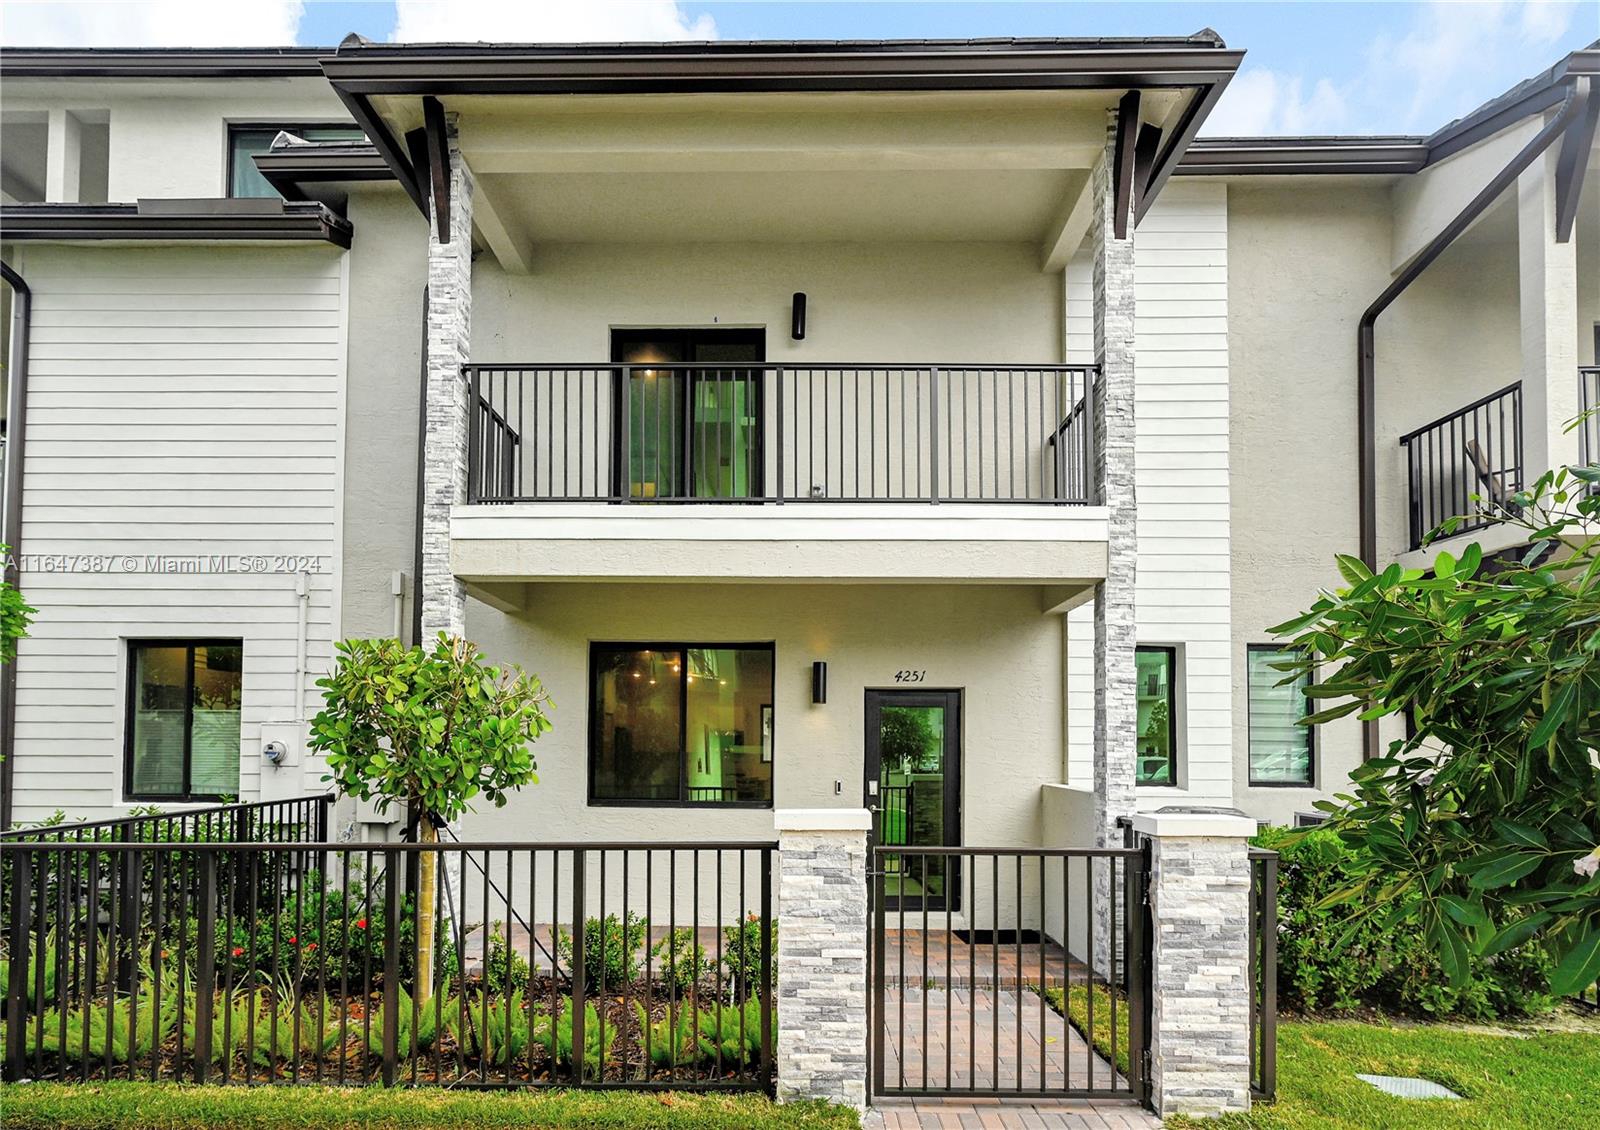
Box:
[1135, 646, 1177, 785]
[590, 642, 774, 806]
[125, 640, 243, 801]
[1247, 645, 1315, 787]
[227, 124, 364, 198]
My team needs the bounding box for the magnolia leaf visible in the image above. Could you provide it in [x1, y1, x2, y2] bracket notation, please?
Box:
[1549, 926, 1600, 997]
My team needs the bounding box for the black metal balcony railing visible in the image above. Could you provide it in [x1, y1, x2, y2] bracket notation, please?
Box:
[464, 364, 1097, 506]
[1399, 382, 1523, 551]
[1580, 367, 1600, 467]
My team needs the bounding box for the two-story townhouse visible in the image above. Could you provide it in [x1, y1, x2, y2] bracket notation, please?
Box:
[0, 33, 1596, 849]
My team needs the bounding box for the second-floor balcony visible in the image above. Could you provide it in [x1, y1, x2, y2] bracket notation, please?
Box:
[465, 363, 1097, 507]
[452, 363, 1110, 591]
[1399, 382, 1523, 552]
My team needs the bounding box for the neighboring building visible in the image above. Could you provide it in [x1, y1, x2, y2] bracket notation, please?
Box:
[0, 33, 1596, 846]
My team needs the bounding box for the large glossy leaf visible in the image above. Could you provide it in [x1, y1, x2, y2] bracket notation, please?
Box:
[1549, 925, 1600, 996]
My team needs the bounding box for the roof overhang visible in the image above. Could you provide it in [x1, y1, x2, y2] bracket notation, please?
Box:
[1177, 136, 1429, 176]
[318, 35, 1242, 244]
[252, 142, 396, 210]
[0, 47, 326, 78]
[0, 199, 352, 248]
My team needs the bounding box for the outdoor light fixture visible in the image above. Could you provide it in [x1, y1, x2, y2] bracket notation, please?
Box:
[811, 661, 827, 704]
[791, 292, 807, 340]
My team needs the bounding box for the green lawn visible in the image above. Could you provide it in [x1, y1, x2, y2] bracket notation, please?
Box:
[0, 1083, 859, 1130]
[1042, 983, 1600, 1130]
[1169, 1018, 1600, 1130]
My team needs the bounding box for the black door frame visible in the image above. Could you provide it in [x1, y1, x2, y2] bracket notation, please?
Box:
[609, 327, 766, 501]
[864, 688, 962, 913]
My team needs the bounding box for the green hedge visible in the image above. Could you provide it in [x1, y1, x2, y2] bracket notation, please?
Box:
[1256, 826, 1554, 1019]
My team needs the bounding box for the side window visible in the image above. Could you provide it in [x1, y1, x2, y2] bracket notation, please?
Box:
[227, 125, 364, 198]
[126, 641, 243, 800]
[1135, 646, 1177, 785]
[1246, 645, 1315, 786]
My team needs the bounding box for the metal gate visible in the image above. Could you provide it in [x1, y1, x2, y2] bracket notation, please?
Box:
[868, 844, 1150, 1102]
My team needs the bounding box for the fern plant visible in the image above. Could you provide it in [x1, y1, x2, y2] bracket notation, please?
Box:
[633, 1000, 698, 1069]
[531, 997, 613, 1078]
[364, 985, 444, 1059]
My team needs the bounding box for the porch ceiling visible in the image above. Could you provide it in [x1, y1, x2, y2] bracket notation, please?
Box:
[367, 86, 1188, 264]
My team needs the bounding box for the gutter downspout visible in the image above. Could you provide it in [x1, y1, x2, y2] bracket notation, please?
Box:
[1355, 82, 1579, 760]
[1, 260, 31, 831]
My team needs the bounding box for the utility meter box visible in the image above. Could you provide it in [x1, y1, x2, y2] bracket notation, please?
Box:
[258, 722, 308, 803]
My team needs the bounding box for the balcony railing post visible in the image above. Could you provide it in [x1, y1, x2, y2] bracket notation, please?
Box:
[467, 366, 483, 502]
[929, 367, 941, 504]
[775, 367, 785, 503]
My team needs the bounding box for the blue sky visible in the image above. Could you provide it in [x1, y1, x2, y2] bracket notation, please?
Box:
[5, 2, 1598, 135]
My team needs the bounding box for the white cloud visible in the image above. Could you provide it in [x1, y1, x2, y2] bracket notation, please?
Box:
[1201, 0, 1581, 137]
[1206, 68, 1349, 136]
[0, 0, 303, 46]
[390, 0, 716, 44]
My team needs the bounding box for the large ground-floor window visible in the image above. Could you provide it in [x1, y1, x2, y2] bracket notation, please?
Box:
[124, 640, 243, 801]
[589, 642, 774, 806]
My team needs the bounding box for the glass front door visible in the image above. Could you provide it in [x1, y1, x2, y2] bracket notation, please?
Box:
[865, 689, 961, 911]
[612, 329, 764, 500]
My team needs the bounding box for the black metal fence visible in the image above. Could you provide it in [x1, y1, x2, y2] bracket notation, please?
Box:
[1399, 382, 1523, 551]
[465, 364, 1097, 506]
[870, 845, 1148, 1102]
[1248, 847, 1279, 1102]
[0, 796, 331, 846]
[1580, 367, 1599, 468]
[2, 839, 775, 1092]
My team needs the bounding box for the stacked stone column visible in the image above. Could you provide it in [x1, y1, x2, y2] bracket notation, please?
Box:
[774, 809, 871, 1110]
[1091, 112, 1139, 973]
[420, 123, 475, 643]
[1134, 811, 1256, 1117]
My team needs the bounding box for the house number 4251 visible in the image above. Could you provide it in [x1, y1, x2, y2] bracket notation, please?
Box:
[893, 669, 926, 683]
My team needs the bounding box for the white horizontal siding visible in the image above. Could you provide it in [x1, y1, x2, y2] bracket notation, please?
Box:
[8, 244, 346, 826]
[1065, 181, 1233, 808]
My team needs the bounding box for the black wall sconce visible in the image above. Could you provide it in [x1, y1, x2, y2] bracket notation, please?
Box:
[791, 292, 807, 340]
[811, 660, 827, 704]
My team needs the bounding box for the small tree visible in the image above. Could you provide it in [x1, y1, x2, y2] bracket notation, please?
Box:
[310, 634, 552, 1000]
[1271, 462, 1600, 998]
[0, 546, 35, 664]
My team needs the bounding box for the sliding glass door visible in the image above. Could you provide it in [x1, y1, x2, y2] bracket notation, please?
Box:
[612, 328, 764, 500]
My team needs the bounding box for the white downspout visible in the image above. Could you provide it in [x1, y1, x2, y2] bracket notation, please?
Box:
[391, 570, 406, 641]
[294, 571, 310, 723]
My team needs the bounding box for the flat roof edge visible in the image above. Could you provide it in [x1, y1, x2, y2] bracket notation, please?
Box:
[0, 201, 352, 248]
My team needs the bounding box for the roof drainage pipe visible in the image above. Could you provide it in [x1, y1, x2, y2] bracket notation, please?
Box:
[1355, 81, 1579, 761]
[0, 260, 31, 830]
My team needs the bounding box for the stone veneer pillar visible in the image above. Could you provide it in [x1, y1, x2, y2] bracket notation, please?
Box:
[1090, 113, 1139, 971]
[420, 124, 475, 642]
[774, 808, 871, 1109]
[1134, 811, 1255, 1117]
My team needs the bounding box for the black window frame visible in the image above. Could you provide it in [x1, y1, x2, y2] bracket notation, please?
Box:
[1246, 643, 1317, 788]
[123, 638, 244, 803]
[225, 121, 363, 198]
[1134, 644, 1179, 787]
[587, 639, 776, 809]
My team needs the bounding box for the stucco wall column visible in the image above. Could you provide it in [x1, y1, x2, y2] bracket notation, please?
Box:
[1090, 116, 1139, 968]
[1517, 141, 1581, 478]
[421, 127, 474, 641]
[774, 809, 870, 1109]
[1133, 811, 1256, 1117]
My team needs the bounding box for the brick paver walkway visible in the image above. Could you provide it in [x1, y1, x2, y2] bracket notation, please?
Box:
[876, 986, 1127, 1093]
[864, 1097, 1159, 1129]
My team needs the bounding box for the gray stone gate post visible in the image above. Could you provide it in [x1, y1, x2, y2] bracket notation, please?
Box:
[774, 808, 871, 1109]
[1132, 811, 1256, 1117]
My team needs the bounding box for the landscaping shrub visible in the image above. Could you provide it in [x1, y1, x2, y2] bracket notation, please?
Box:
[650, 927, 709, 998]
[720, 913, 776, 998]
[1257, 825, 1555, 1019]
[555, 912, 648, 991]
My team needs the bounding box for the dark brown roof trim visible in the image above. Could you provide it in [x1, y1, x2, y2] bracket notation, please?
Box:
[1177, 136, 1430, 176]
[1, 47, 326, 78]
[321, 37, 1242, 96]
[1424, 44, 1599, 165]
[253, 143, 394, 201]
[0, 200, 352, 248]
